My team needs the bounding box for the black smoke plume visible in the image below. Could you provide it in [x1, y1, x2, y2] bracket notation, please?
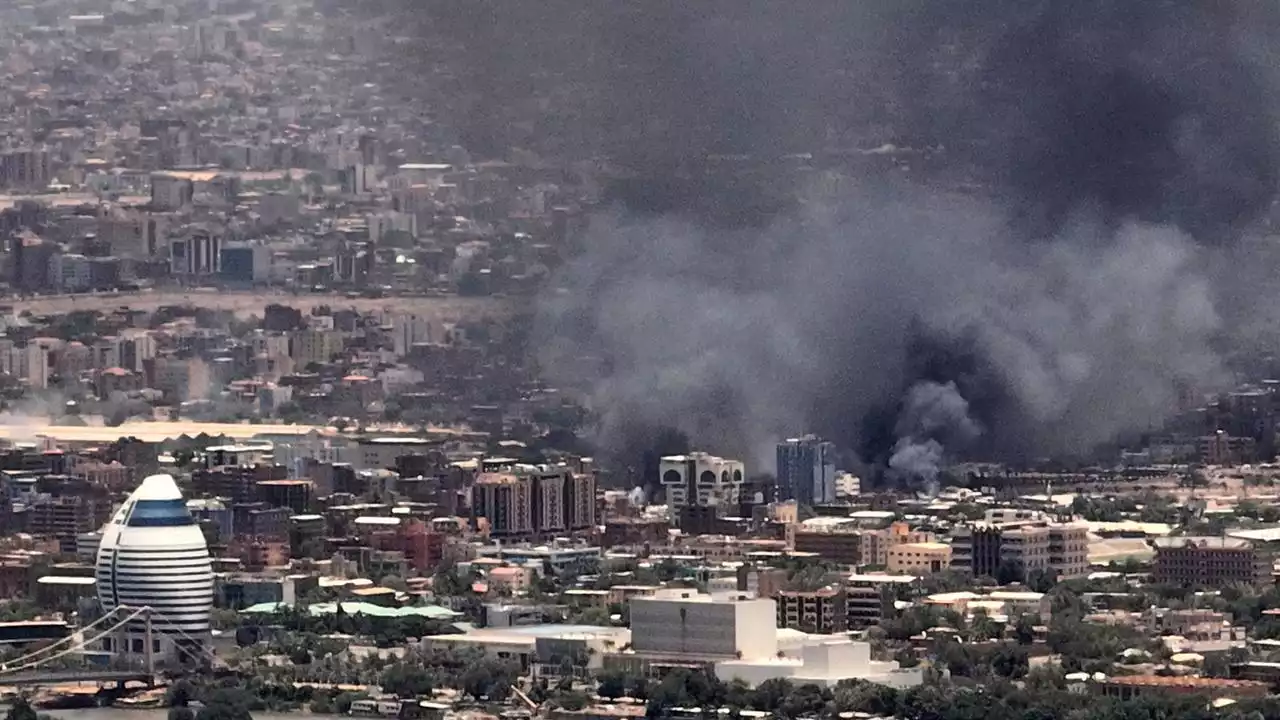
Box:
[409, 0, 1280, 487]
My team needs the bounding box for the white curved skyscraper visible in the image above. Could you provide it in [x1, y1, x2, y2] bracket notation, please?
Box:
[95, 474, 214, 663]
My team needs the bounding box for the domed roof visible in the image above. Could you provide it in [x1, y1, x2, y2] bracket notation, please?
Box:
[105, 474, 195, 529]
[132, 473, 184, 502]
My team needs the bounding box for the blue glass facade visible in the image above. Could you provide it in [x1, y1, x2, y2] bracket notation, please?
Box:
[125, 499, 195, 527]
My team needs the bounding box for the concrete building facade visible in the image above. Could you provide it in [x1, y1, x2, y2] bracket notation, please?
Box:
[660, 453, 744, 511]
[1153, 537, 1270, 587]
[776, 436, 836, 505]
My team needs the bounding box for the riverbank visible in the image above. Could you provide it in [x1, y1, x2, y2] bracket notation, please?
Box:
[37, 710, 339, 720]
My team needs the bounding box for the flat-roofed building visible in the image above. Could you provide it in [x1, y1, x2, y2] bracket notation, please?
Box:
[1048, 522, 1089, 580]
[776, 588, 847, 634]
[887, 542, 952, 574]
[425, 623, 629, 672]
[794, 529, 862, 566]
[1094, 675, 1268, 700]
[630, 590, 776, 659]
[659, 453, 744, 511]
[846, 574, 918, 628]
[952, 520, 1088, 582]
[471, 463, 596, 541]
[608, 589, 922, 688]
[1154, 537, 1271, 587]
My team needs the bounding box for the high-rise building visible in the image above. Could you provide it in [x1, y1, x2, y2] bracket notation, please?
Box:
[0, 148, 51, 190]
[389, 313, 434, 356]
[776, 436, 837, 505]
[290, 329, 342, 367]
[169, 231, 222, 277]
[470, 462, 596, 541]
[473, 473, 533, 538]
[94, 474, 214, 664]
[660, 453, 744, 510]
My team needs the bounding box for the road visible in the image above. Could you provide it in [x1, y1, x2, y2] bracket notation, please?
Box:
[4, 290, 511, 320]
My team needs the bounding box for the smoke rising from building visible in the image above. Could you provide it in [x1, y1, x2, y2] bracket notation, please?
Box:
[412, 1, 1280, 485]
[889, 382, 982, 489]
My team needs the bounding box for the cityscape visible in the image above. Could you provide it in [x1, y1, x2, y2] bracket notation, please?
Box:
[2, 3, 1280, 720]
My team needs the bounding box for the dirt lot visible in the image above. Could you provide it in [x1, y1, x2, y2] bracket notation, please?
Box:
[5, 290, 510, 320]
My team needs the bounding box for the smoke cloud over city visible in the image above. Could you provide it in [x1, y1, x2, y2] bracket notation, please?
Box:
[431, 0, 1280, 486]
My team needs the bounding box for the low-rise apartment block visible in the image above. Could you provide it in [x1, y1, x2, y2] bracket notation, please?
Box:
[1153, 537, 1270, 587]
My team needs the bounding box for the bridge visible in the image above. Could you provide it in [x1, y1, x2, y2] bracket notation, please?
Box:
[0, 669, 154, 687]
[0, 605, 225, 689]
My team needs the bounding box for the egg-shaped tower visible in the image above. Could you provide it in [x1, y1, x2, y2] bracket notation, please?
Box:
[94, 474, 213, 663]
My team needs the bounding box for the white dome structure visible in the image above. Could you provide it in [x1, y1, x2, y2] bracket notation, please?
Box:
[95, 474, 213, 663]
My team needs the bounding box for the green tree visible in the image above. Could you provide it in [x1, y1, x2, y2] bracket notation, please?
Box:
[168, 680, 196, 707]
[597, 670, 629, 700]
[1014, 614, 1039, 645]
[723, 678, 752, 709]
[833, 679, 899, 716]
[308, 691, 335, 714]
[332, 692, 368, 715]
[6, 697, 37, 720]
[169, 708, 196, 720]
[750, 677, 795, 711]
[969, 609, 1000, 641]
[991, 644, 1030, 679]
[994, 559, 1025, 586]
[1026, 568, 1058, 593]
[778, 683, 829, 718]
[552, 690, 591, 712]
[461, 659, 518, 700]
[195, 688, 253, 720]
[627, 673, 651, 700]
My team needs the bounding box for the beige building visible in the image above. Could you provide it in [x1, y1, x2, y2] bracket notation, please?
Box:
[863, 522, 935, 568]
[290, 329, 342, 367]
[1001, 524, 1051, 576]
[951, 520, 1088, 581]
[150, 356, 210, 401]
[887, 541, 952, 574]
[1048, 523, 1089, 580]
[925, 590, 1051, 620]
[793, 520, 935, 568]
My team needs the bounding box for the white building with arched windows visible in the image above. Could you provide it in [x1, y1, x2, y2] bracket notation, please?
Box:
[94, 474, 214, 664]
[660, 453, 745, 510]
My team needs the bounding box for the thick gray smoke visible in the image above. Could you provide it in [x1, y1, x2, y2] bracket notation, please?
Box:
[890, 382, 982, 490]
[406, 0, 1280, 485]
[541, 185, 1226, 476]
